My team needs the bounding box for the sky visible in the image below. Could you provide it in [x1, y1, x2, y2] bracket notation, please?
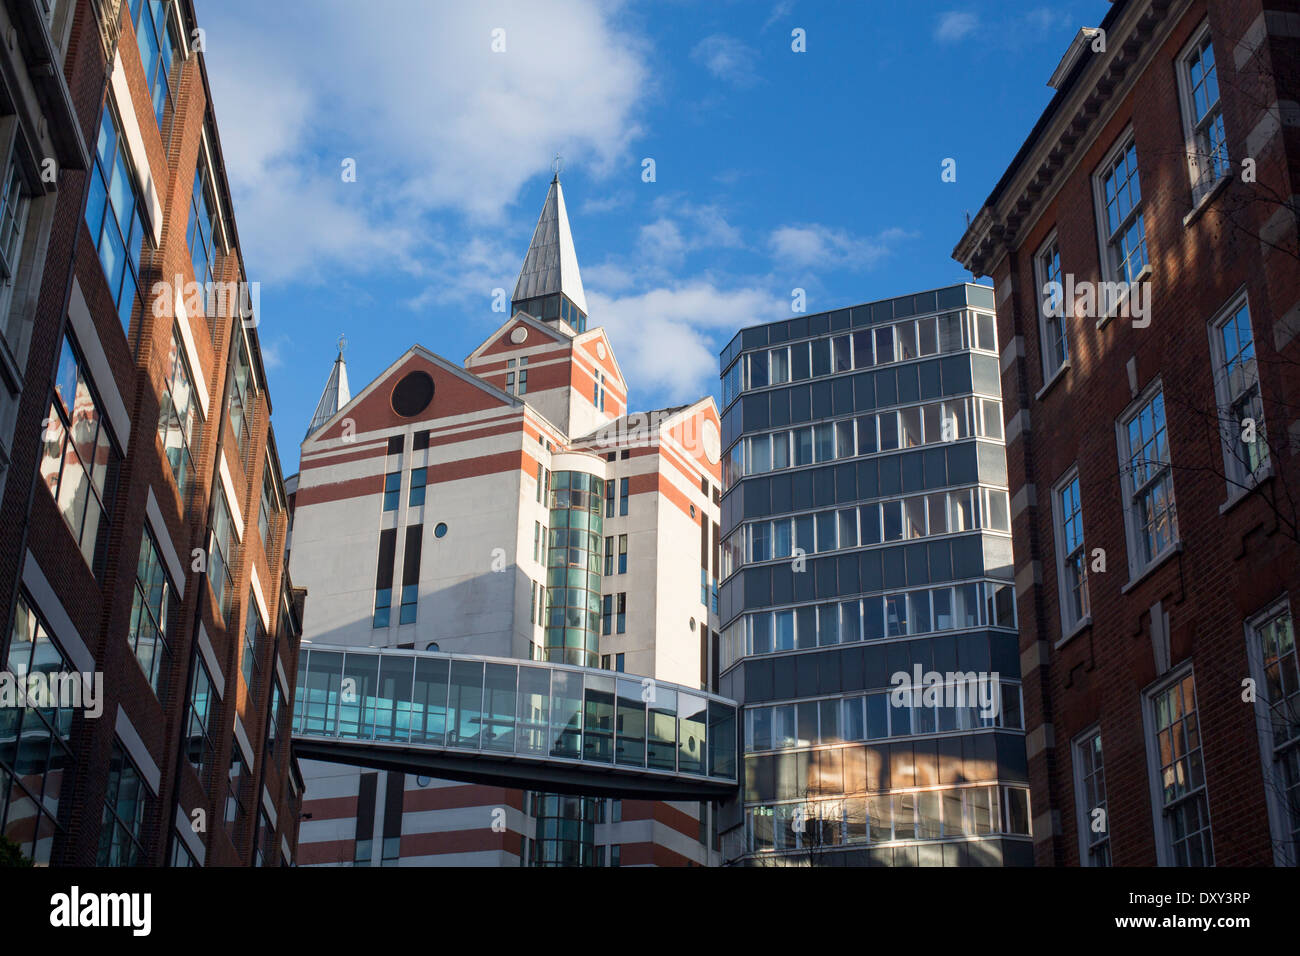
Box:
[197, 0, 1088, 472]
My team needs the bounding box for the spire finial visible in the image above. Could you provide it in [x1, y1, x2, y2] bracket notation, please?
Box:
[337, 332, 348, 356]
[551, 153, 564, 182]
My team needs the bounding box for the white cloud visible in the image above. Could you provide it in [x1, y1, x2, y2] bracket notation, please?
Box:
[589, 283, 786, 399]
[935, 11, 979, 44]
[690, 34, 760, 88]
[201, 0, 650, 283]
[634, 199, 746, 271]
[769, 224, 914, 271]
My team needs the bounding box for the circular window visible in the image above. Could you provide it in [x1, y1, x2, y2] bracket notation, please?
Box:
[391, 371, 435, 417]
[596, 341, 607, 360]
[510, 326, 529, 344]
[416, 776, 432, 788]
[434, 522, 448, 538]
[425, 641, 440, 652]
[690, 617, 696, 631]
[702, 420, 721, 464]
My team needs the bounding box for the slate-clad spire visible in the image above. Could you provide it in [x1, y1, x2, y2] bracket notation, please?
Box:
[306, 336, 351, 438]
[511, 167, 589, 325]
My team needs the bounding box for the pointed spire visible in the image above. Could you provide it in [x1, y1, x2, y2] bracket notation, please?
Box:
[511, 169, 589, 319]
[306, 335, 351, 438]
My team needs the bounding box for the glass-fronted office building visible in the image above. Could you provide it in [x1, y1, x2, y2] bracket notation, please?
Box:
[716, 284, 1032, 866]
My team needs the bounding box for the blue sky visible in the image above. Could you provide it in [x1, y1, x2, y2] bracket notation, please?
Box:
[198, 0, 1087, 472]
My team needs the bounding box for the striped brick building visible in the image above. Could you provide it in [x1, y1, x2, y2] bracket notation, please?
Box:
[288, 174, 725, 866]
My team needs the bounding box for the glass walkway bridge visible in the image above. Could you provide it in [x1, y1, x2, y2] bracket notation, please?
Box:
[292, 643, 739, 799]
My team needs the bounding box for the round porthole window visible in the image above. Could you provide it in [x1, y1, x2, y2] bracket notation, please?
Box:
[434, 522, 448, 538]
[416, 776, 432, 788]
[392, 370, 435, 417]
[690, 617, 696, 631]
[425, 642, 440, 652]
[510, 325, 529, 344]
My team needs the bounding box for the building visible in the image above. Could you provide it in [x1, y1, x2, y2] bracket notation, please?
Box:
[715, 283, 1031, 866]
[0, 0, 303, 867]
[953, 0, 1300, 865]
[288, 173, 725, 866]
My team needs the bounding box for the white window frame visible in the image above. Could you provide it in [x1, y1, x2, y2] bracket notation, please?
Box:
[1115, 379, 1179, 580]
[1243, 597, 1299, 866]
[1176, 21, 1229, 204]
[1140, 664, 1215, 866]
[1207, 289, 1269, 497]
[1033, 230, 1069, 383]
[1051, 465, 1091, 640]
[1070, 725, 1110, 866]
[1091, 129, 1150, 289]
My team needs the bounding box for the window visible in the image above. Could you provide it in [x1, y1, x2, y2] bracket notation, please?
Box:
[602, 594, 613, 636]
[188, 158, 220, 300]
[1246, 602, 1299, 863]
[0, 594, 77, 864]
[382, 472, 401, 511]
[0, 151, 31, 289]
[257, 469, 275, 547]
[129, 527, 175, 699]
[228, 333, 255, 457]
[1094, 133, 1149, 284]
[132, 0, 181, 129]
[186, 657, 218, 787]
[1178, 23, 1229, 200]
[617, 593, 626, 634]
[267, 684, 287, 764]
[619, 477, 629, 516]
[256, 808, 274, 867]
[43, 334, 120, 571]
[615, 653, 625, 672]
[1072, 728, 1110, 866]
[1035, 233, 1068, 378]
[605, 477, 615, 517]
[1117, 385, 1178, 574]
[85, 103, 147, 331]
[594, 371, 605, 411]
[518, 357, 528, 394]
[604, 535, 614, 575]
[409, 467, 427, 507]
[1052, 468, 1090, 635]
[1143, 669, 1213, 866]
[207, 492, 236, 621]
[618, 534, 627, 574]
[97, 742, 154, 866]
[400, 524, 422, 624]
[1209, 294, 1267, 489]
[373, 527, 397, 627]
[242, 601, 264, 698]
[225, 745, 247, 832]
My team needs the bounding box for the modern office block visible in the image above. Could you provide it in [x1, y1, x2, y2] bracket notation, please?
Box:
[716, 284, 1031, 865]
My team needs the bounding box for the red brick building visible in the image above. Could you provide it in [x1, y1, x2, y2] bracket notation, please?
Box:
[0, 0, 304, 866]
[955, 0, 1300, 865]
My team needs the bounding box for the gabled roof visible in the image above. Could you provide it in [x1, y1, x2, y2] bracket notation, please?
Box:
[512, 175, 588, 314]
[302, 344, 528, 448]
[463, 310, 571, 365]
[306, 348, 351, 438]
